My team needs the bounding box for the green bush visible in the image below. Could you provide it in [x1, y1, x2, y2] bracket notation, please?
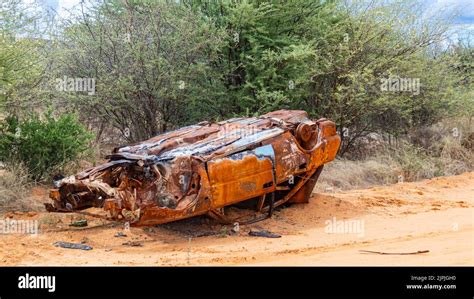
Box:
[0, 112, 93, 181]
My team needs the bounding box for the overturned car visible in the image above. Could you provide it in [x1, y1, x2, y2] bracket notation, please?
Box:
[46, 110, 341, 225]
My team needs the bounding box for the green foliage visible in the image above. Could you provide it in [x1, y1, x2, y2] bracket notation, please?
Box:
[2, 0, 472, 159]
[446, 41, 474, 119]
[184, 0, 468, 155]
[0, 0, 47, 113]
[0, 112, 94, 181]
[53, 0, 227, 142]
[188, 0, 325, 115]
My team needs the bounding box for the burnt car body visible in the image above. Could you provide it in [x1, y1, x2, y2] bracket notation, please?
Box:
[46, 110, 341, 225]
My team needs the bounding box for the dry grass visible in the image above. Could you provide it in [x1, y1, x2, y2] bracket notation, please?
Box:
[315, 158, 395, 192]
[316, 118, 473, 192]
[0, 142, 114, 213]
[0, 163, 36, 212]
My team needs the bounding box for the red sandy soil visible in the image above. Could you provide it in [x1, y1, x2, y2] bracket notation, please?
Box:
[0, 172, 473, 266]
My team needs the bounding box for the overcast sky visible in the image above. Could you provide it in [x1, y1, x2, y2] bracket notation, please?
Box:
[36, 0, 473, 41]
[424, 0, 474, 42]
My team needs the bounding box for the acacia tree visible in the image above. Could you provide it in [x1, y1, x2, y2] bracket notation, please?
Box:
[0, 0, 47, 114]
[186, 0, 456, 155]
[185, 0, 330, 116]
[55, 0, 227, 142]
[303, 0, 452, 155]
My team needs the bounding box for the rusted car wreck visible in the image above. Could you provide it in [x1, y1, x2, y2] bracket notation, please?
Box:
[46, 110, 340, 225]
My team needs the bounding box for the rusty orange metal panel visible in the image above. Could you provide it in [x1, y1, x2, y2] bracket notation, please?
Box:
[262, 132, 308, 184]
[207, 145, 275, 208]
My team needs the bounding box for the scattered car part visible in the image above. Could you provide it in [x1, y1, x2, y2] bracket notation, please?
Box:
[122, 241, 143, 247]
[248, 230, 281, 238]
[69, 219, 88, 227]
[114, 232, 127, 237]
[53, 241, 93, 250]
[359, 250, 430, 255]
[46, 110, 340, 226]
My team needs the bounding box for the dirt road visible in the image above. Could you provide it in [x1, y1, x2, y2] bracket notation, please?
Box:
[1, 172, 473, 266]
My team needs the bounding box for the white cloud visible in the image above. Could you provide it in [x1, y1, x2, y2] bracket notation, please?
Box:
[423, 0, 474, 20]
